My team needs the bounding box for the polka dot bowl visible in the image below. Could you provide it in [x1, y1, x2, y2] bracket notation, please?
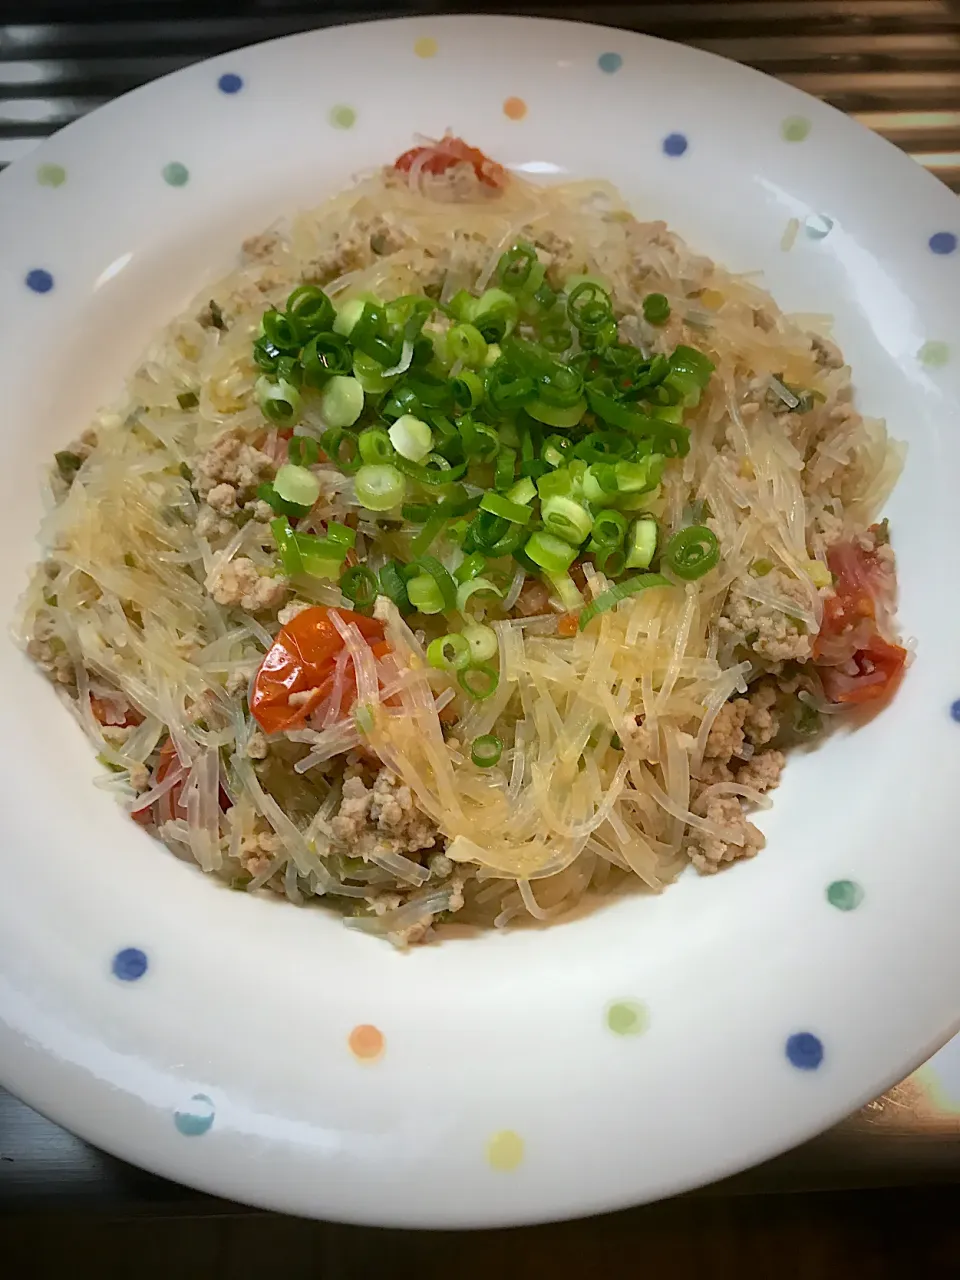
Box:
[1, 14, 960, 1229]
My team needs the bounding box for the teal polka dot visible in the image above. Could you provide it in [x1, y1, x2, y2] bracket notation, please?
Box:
[805, 214, 834, 240]
[329, 105, 356, 130]
[36, 163, 66, 188]
[598, 52, 622, 74]
[162, 162, 189, 187]
[826, 879, 864, 911]
[782, 116, 811, 142]
[174, 1093, 215, 1136]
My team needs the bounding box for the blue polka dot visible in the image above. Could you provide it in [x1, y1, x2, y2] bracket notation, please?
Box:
[662, 133, 688, 158]
[929, 231, 957, 255]
[218, 72, 243, 95]
[174, 1093, 215, 1136]
[112, 947, 148, 981]
[25, 268, 53, 294]
[950, 699, 960, 722]
[786, 1031, 823, 1070]
[598, 52, 622, 74]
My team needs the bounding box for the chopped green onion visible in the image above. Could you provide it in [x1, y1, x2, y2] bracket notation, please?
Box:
[177, 390, 198, 410]
[332, 297, 367, 338]
[261, 308, 303, 351]
[458, 663, 500, 701]
[354, 463, 406, 511]
[286, 284, 335, 333]
[455, 552, 487, 583]
[288, 435, 319, 467]
[456, 576, 503, 614]
[506, 477, 536, 506]
[340, 564, 378, 608]
[670, 344, 715, 387]
[538, 363, 583, 408]
[427, 633, 472, 671]
[379, 559, 412, 612]
[301, 332, 352, 385]
[537, 467, 574, 501]
[525, 397, 587, 428]
[468, 288, 519, 342]
[320, 428, 361, 475]
[388, 413, 433, 462]
[493, 446, 517, 492]
[625, 517, 658, 570]
[479, 492, 533, 525]
[406, 574, 445, 614]
[255, 375, 301, 426]
[541, 325, 574, 354]
[595, 547, 626, 577]
[451, 369, 485, 409]
[752, 557, 774, 577]
[579, 573, 673, 630]
[411, 555, 457, 612]
[497, 242, 538, 293]
[642, 293, 671, 325]
[270, 517, 302, 576]
[541, 495, 593, 545]
[458, 414, 499, 461]
[525, 531, 578, 574]
[566, 280, 613, 335]
[546, 570, 584, 611]
[252, 336, 281, 372]
[358, 427, 394, 465]
[615, 456, 664, 493]
[320, 375, 364, 428]
[410, 511, 446, 557]
[325, 521, 356, 549]
[591, 508, 628, 550]
[394, 455, 467, 486]
[486, 363, 535, 413]
[662, 368, 702, 408]
[663, 525, 720, 580]
[462, 623, 499, 664]
[484, 343, 502, 367]
[446, 323, 488, 367]
[353, 349, 398, 394]
[274, 463, 321, 509]
[471, 734, 503, 767]
[257, 481, 310, 518]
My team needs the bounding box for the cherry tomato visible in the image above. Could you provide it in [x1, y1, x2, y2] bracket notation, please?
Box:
[820, 634, 907, 705]
[250, 606, 385, 735]
[394, 137, 507, 189]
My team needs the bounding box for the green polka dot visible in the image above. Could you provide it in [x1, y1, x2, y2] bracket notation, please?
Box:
[606, 999, 648, 1036]
[36, 163, 66, 188]
[919, 340, 949, 367]
[162, 162, 189, 187]
[826, 879, 864, 911]
[781, 116, 811, 143]
[329, 105, 356, 130]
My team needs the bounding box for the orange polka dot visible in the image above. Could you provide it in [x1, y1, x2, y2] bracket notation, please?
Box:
[414, 36, 438, 58]
[348, 1024, 384, 1062]
[503, 97, 527, 121]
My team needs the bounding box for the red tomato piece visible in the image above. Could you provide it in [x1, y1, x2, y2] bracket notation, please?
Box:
[820, 634, 907, 705]
[394, 137, 507, 189]
[250, 606, 385, 735]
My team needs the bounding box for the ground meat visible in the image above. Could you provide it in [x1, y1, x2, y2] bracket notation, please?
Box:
[27, 634, 74, 686]
[194, 428, 275, 503]
[621, 715, 659, 762]
[206, 557, 288, 612]
[225, 664, 256, 698]
[704, 700, 747, 762]
[688, 794, 765, 874]
[742, 681, 780, 747]
[206, 482, 239, 514]
[239, 829, 283, 878]
[810, 332, 844, 370]
[245, 730, 268, 760]
[721, 571, 814, 663]
[277, 599, 313, 626]
[736, 749, 785, 793]
[244, 498, 275, 523]
[196, 505, 235, 540]
[331, 769, 439, 857]
[367, 215, 408, 256]
[241, 231, 282, 263]
[535, 228, 577, 289]
[128, 762, 150, 792]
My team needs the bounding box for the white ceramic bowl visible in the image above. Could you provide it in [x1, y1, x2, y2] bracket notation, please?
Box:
[1, 15, 959, 1227]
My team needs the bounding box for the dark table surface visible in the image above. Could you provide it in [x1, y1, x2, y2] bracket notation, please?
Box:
[2, 0, 960, 1217]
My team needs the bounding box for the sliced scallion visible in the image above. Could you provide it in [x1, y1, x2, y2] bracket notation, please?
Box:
[354, 463, 406, 511]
